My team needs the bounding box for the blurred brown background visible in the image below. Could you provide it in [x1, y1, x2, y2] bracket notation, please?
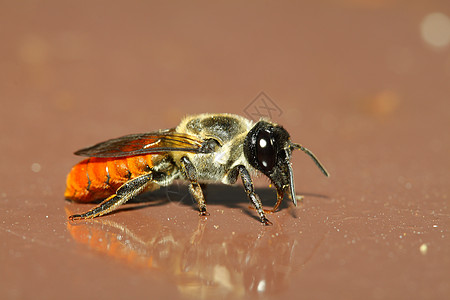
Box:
[1, 1, 449, 299]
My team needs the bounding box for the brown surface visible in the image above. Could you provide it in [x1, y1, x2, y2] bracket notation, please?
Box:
[1, 1, 449, 299]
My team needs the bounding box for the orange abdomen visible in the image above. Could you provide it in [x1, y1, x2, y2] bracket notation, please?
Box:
[65, 155, 155, 202]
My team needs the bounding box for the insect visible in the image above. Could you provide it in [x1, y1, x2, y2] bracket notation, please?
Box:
[65, 113, 329, 225]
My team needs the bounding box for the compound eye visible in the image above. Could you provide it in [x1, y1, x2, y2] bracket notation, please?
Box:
[256, 129, 276, 172]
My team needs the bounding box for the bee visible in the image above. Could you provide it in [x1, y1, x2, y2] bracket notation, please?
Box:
[65, 113, 329, 225]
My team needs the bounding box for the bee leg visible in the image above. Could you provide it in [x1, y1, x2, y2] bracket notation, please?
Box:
[270, 189, 284, 213]
[68, 173, 153, 220]
[180, 156, 209, 216]
[248, 189, 282, 214]
[236, 165, 272, 226]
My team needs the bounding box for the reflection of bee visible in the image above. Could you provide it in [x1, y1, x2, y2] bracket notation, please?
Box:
[65, 113, 329, 225]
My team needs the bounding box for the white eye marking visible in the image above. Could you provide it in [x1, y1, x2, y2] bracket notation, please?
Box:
[259, 138, 267, 148]
[262, 161, 268, 167]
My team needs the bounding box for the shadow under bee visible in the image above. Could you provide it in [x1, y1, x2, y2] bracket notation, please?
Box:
[112, 182, 329, 219]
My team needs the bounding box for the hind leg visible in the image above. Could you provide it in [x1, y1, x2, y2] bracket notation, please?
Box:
[69, 173, 153, 220]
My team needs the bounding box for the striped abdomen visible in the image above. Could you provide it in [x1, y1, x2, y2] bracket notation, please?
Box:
[65, 154, 156, 203]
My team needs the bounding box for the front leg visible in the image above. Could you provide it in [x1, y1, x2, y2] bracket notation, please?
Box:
[234, 165, 272, 225]
[180, 156, 209, 216]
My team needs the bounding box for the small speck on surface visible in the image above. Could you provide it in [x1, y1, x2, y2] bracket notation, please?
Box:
[257, 280, 266, 293]
[420, 243, 428, 255]
[31, 163, 41, 173]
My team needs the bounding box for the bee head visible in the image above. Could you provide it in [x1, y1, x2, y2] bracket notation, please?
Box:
[244, 121, 297, 205]
[244, 120, 330, 206]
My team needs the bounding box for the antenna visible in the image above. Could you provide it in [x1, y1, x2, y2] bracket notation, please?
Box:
[292, 143, 330, 177]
